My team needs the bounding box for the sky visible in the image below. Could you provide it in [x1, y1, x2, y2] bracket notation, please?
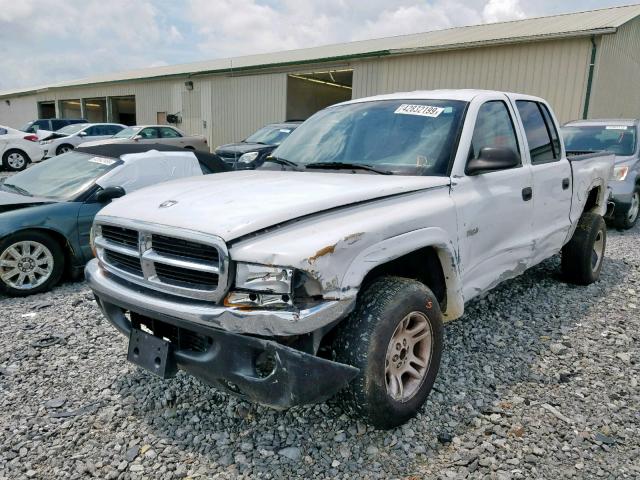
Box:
[0, 0, 634, 91]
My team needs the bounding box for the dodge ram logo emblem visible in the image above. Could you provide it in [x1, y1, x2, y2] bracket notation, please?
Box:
[159, 200, 178, 208]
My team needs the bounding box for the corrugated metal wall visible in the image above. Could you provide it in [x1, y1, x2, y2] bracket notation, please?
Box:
[589, 17, 640, 118]
[0, 95, 38, 128]
[352, 37, 593, 123]
[207, 73, 287, 148]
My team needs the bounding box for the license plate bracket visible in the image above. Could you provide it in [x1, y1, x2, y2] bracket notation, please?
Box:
[127, 328, 177, 378]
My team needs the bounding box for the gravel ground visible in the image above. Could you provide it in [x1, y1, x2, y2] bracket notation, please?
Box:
[0, 176, 638, 478]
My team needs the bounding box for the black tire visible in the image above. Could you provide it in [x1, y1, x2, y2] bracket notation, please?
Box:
[332, 276, 444, 429]
[0, 230, 65, 297]
[561, 212, 607, 285]
[56, 144, 74, 156]
[614, 191, 639, 230]
[2, 149, 30, 172]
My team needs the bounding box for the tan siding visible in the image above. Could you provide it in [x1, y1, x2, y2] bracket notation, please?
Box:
[209, 73, 287, 148]
[353, 37, 592, 122]
[589, 17, 640, 118]
[0, 95, 38, 128]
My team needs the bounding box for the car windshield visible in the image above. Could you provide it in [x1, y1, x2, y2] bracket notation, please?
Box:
[113, 126, 140, 138]
[57, 123, 87, 135]
[21, 121, 36, 132]
[562, 125, 637, 156]
[245, 125, 296, 145]
[271, 99, 467, 176]
[1, 151, 120, 200]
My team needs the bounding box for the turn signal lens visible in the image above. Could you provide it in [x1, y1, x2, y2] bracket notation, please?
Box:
[613, 165, 629, 181]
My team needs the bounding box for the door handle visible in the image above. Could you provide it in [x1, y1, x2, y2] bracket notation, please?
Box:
[562, 178, 570, 190]
[522, 187, 533, 201]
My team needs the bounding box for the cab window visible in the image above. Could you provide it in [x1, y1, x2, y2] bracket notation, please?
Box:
[469, 101, 520, 165]
[516, 100, 558, 164]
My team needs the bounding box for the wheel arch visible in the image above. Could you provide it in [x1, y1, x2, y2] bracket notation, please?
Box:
[340, 228, 464, 321]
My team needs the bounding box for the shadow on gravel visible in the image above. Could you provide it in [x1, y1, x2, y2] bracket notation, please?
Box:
[110, 254, 632, 476]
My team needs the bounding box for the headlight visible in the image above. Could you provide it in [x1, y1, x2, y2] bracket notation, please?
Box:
[235, 262, 293, 293]
[89, 224, 101, 257]
[40, 140, 52, 145]
[238, 151, 259, 163]
[613, 165, 629, 181]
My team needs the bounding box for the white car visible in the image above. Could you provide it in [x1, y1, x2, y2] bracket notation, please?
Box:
[40, 123, 126, 158]
[0, 124, 44, 172]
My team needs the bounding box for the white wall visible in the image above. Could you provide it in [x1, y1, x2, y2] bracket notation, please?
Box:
[0, 95, 38, 128]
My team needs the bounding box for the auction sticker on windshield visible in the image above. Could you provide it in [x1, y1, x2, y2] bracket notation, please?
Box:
[605, 126, 628, 130]
[395, 104, 444, 117]
[88, 157, 116, 166]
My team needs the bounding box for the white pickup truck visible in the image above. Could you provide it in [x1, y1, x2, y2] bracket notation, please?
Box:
[86, 90, 614, 428]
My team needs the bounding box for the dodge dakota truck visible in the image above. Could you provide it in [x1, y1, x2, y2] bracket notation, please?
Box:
[86, 90, 614, 428]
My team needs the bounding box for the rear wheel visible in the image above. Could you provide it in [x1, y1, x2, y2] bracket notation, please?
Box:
[56, 144, 74, 155]
[561, 212, 606, 285]
[0, 231, 64, 296]
[2, 149, 29, 171]
[332, 276, 443, 429]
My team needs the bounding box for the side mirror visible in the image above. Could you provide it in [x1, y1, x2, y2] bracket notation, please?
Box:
[466, 147, 520, 176]
[78, 131, 87, 137]
[95, 186, 126, 203]
[133, 135, 142, 142]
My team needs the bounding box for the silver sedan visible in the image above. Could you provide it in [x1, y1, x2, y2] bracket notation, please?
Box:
[79, 125, 209, 152]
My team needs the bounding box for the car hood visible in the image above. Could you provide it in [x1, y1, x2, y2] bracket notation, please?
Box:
[613, 154, 639, 166]
[97, 170, 450, 241]
[0, 190, 57, 213]
[216, 143, 272, 155]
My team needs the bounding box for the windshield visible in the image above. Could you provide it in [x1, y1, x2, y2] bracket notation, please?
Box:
[1, 151, 120, 200]
[271, 100, 467, 176]
[57, 123, 87, 135]
[21, 121, 36, 133]
[245, 125, 296, 145]
[562, 125, 637, 156]
[113, 126, 140, 138]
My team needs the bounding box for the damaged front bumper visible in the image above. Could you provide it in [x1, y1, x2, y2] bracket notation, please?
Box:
[87, 260, 359, 408]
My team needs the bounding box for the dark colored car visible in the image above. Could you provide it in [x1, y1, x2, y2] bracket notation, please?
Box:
[563, 119, 640, 229]
[215, 121, 302, 166]
[21, 118, 88, 134]
[0, 144, 229, 297]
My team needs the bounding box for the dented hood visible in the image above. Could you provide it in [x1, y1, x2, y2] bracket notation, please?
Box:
[97, 170, 450, 241]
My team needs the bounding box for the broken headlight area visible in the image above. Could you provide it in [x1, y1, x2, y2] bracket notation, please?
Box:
[225, 265, 324, 309]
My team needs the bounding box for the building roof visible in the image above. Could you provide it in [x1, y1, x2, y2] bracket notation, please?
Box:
[3, 4, 640, 98]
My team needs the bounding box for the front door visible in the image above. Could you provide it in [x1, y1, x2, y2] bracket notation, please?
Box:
[451, 99, 535, 301]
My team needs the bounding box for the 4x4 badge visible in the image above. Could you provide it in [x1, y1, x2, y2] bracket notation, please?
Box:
[159, 200, 178, 208]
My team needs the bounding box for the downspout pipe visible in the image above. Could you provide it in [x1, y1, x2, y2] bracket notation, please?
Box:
[582, 35, 597, 119]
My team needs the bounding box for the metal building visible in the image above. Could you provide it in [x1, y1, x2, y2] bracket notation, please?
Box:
[1, 4, 640, 147]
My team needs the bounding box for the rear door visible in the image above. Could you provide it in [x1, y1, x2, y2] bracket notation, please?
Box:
[451, 97, 535, 301]
[513, 99, 572, 265]
[158, 127, 185, 147]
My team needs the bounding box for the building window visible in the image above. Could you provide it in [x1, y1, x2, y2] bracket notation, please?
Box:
[59, 99, 82, 119]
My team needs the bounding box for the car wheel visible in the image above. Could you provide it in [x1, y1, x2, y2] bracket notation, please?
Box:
[332, 276, 443, 429]
[616, 191, 639, 230]
[0, 231, 65, 297]
[56, 144, 74, 155]
[561, 212, 607, 285]
[2, 149, 30, 172]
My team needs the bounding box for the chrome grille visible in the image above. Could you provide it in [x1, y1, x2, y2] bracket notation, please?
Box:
[94, 220, 229, 302]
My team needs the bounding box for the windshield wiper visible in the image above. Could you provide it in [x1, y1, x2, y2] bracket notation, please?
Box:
[2, 183, 32, 196]
[262, 156, 300, 168]
[305, 162, 393, 175]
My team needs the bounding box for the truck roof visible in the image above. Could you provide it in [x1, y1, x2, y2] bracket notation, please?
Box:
[340, 89, 546, 105]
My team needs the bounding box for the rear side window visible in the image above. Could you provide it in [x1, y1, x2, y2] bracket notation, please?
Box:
[469, 101, 520, 163]
[516, 100, 559, 164]
[159, 127, 181, 138]
[106, 125, 124, 135]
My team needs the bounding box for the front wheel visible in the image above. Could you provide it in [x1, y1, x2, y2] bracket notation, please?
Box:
[0, 231, 64, 296]
[561, 212, 607, 285]
[616, 191, 639, 230]
[332, 277, 444, 429]
[56, 144, 74, 156]
[2, 149, 29, 171]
